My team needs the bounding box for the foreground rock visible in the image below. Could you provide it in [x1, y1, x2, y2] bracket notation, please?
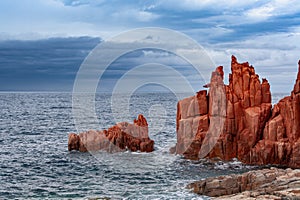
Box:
[174, 56, 300, 168]
[188, 167, 300, 199]
[68, 114, 154, 153]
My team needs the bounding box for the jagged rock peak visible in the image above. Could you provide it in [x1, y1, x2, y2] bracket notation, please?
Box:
[134, 114, 148, 127]
[174, 56, 300, 168]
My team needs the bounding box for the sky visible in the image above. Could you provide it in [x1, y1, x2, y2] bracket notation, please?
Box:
[0, 0, 300, 92]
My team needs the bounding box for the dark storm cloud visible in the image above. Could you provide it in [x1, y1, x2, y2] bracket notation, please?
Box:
[0, 37, 101, 91]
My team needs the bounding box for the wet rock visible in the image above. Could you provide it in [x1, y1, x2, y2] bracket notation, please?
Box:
[68, 114, 154, 153]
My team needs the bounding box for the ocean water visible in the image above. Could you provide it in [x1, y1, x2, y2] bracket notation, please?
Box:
[0, 92, 288, 199]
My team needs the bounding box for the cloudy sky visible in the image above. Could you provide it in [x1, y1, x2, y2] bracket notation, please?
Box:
[0, 0, 300, 92]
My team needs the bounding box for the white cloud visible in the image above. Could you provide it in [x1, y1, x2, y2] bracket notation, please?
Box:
[137, 11, 160, 22]
[246, 5, 275, 20]
[142, 50, 171, 57]
[0, 0, 299, 41]
[112, 10, 160, 22]
[59, 0, 106, 6]
[246, 0, 300, 21]
[158, 0, 258, 11]
[0, 0, 161, 40]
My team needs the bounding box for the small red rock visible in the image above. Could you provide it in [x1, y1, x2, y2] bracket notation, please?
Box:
[68, 114, 154, 153]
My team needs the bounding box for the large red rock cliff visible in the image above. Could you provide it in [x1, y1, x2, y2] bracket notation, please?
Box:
[175, 56, 300, 168]
[68, 114, 154, 153]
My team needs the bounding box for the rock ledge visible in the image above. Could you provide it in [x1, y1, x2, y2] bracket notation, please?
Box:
[188, 167, 300, 199]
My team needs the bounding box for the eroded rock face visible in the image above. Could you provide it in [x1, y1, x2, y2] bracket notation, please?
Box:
[188, 167, 300, 199]
[254, 60, 300, 167]
[175, 56, 300, 168]
[68, 114, 154, 153]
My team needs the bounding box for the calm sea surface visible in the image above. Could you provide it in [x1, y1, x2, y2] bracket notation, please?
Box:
[0, 92, 287, 199]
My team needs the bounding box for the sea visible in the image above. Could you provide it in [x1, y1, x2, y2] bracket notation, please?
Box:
[0, 92, 288, 199]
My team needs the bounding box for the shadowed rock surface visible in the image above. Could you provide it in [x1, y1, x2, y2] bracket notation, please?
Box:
[174, 56, 300, 168]
[188, 167, 300, 199]
[68, 114, 154, 153]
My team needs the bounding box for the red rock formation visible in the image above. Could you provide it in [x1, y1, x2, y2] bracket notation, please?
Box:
[252, 60, 300, 167]
[174, 56, 300, 168]
[68, 114, 154, 153]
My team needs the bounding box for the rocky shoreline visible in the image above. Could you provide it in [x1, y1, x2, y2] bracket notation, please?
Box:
[188, 167, 300, 199]
[181, 57, 300, 199]
[67, 56, 300, 199]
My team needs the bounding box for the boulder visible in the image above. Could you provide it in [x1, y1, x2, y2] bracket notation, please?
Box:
[68, 114, 154, 153]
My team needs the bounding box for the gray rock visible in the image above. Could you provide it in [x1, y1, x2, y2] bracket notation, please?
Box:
[188, 168, 300, 199]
